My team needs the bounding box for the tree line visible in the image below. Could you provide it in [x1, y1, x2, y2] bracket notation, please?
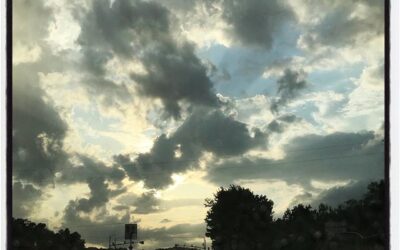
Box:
[205, 180, 386, 250]
[10, 180, 385, 250]
[11, 218, 85, 249]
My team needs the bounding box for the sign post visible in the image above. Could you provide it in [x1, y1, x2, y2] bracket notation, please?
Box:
[109, 224, 143, 250]
[125, 224, 138, 250]
[125, 224, 138, 241]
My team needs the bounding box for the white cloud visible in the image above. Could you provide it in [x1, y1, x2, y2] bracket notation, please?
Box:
[13, 43, 42, 64]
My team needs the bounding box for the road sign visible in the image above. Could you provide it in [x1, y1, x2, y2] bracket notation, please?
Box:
[125, 224, 137, 240]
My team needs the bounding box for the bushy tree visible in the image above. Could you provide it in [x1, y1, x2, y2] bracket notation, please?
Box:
[278, 204, 320, 249]
[204, 181, 386, 250]
[11, 218, 85, 250]
[205, 185, 274, 250]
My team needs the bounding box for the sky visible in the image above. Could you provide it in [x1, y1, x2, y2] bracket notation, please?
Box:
[12, 0, 385, 248]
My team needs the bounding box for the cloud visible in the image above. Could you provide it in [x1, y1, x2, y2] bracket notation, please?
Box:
[140, 223, 206, 247]
[116, 192, 203, 214]
[75, 0, 218, 118]
[12, 1, 385, 248]
[76, 0, 170, 59]
[12, 65, 69, 186]
[266, 114, 301, 134]
[62, 202, 132, 246]
[339, 62, 384, 129]
[114, 136, 180, 189]
[12, 181, 43, 218]
[57, 155, 126, 213]
[62, 201, 205, 248]
[115, 192, 161, 214]
[287, 180, 371, 209]
[12, 0, 82, 187]
[116, 108, 267, 189]
[13, 0, 53, 48]
[73, 177, 111, 213]
[206, 130, 384, 189]
[127, 191, 162, 214]
[296, 0, 384, 50]
[207, 0, 293, 49]
[74, 0, 158, 108]
[173, 109, 266, 156]
[58, 155, 125, 184]
[271, 69, 308, 113]
[355, 62, 384, 90]
[288, 192, 313, 208]
[310, 180, 370, 208]
[131, 41, 219, 119]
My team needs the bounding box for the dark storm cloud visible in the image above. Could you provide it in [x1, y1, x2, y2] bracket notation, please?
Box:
[310, 180, 371, 208]
[300, 0, 384, 49]
[14, 60, 126, 209]
[266, 114, 300, 133]
[271, 69, 308, 113]
[130, 191, 161, 214]
[288, 192, 313, 208]
[58, 155, 125, 184]
[116, 108, 267, 189]
[13, 0, 69, 184]
[173, 109, 266, 156]
[13, 0, 79, 187]
[13, 65, 69, 186]
[206, 131, 384, 189]
[114, 135, 180, 189]
[287, 180, 371, 209]
[74, 0, 170, 107]
[74, 177, 110, 213]
[76, 0, 170, 59]
[12, 181, 43, 218]
[206, 0, 293, 49]
[131, 41, 219, 119]
[13, 0, 130, 220]
[57, 155, 126, 212]
[76, 0, 218, 117]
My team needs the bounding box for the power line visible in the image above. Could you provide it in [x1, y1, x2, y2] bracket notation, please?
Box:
[120, 151, 383, 173]
[213, 152, 383, 172]
[119, 141, 384, 168]
[48, 149, 384, 183]
[129, 140, 382, 158]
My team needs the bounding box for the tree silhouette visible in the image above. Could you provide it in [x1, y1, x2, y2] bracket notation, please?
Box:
[277, 204, 320, 249]
[205, 185, 274, 250]
[11, 218, 85, 250]
[204, 181, 386, 250]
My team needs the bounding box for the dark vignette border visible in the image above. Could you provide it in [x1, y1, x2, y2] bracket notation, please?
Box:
[6, 0, 12, 248]
[4, 0, 392, 249]
[384, 0, 391, 249]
